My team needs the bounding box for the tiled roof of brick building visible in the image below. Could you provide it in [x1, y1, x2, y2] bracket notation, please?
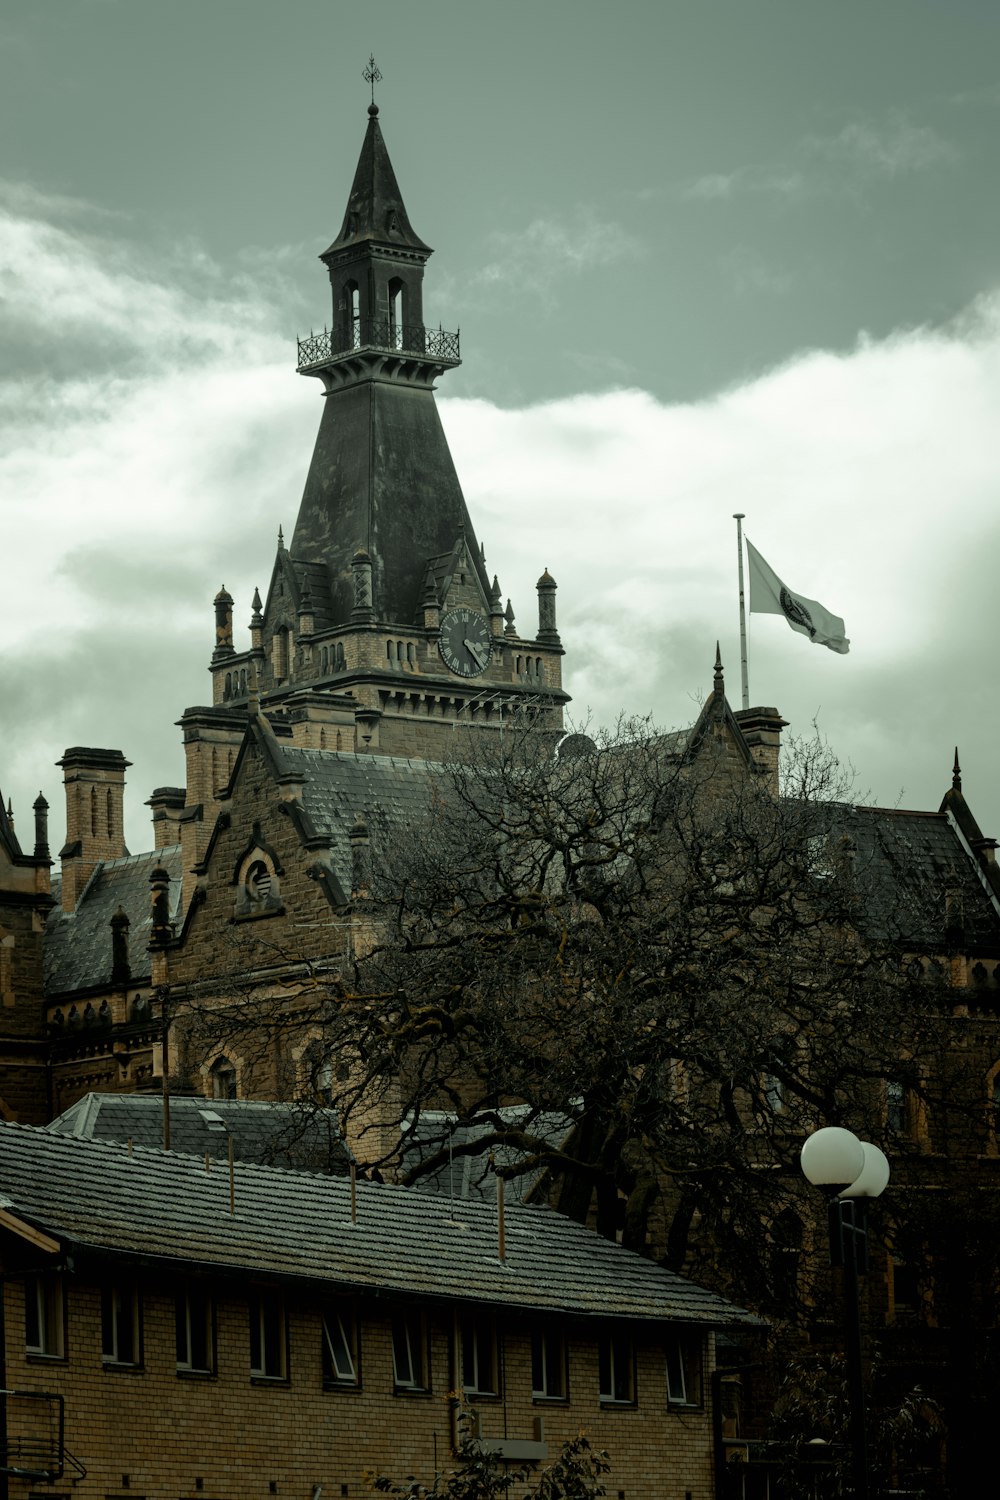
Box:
[47, 1094, 352, 1175]
[45, 845, 184, 996]
[0, 1123, 758, 1327]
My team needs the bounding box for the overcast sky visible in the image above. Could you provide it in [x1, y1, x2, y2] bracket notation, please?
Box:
[3, 0, 1000, 853]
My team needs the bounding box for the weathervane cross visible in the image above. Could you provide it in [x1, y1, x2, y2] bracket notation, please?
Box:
[364, 55, 382, 106]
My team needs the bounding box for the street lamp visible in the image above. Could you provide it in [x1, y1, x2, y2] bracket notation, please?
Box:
[800, 1126, 890, 1500]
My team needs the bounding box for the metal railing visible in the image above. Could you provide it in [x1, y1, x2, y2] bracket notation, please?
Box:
[297, 320, 460, 370]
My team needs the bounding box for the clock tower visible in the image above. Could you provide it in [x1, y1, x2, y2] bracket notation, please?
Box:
[184, 99, 567, 794]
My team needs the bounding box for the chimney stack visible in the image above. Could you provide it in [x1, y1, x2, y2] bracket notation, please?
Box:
[58, 748, 130, 912]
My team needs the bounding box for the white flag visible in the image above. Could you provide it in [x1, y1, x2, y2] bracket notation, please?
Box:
[746, 539, 850, 655]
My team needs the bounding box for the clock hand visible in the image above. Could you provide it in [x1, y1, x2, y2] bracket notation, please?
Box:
[464, 638, 489, 669]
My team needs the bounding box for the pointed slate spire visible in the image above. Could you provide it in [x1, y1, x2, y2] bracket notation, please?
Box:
[323, 105, 431, 258]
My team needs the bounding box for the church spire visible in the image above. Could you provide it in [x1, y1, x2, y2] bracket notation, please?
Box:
[323, 102, 430, 260]
[289, 100, 484, 633]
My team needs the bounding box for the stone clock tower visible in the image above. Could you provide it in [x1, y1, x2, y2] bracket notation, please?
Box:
[176, 100, 568, 851]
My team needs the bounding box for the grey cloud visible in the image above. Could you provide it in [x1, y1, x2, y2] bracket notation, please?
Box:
[808, 113, 958, 177]
[682, 167, 805, 202]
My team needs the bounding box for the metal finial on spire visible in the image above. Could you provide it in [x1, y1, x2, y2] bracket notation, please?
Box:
[364, 54, 382, 111]
[953, 747, 962, 792]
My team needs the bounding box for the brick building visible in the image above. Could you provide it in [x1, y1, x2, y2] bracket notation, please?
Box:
[0, 1123, 758, 1500]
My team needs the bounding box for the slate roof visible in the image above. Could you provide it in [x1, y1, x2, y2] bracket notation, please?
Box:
[47, 1094, 352, 1176]
[0, 1123, 758, 1327]
[45, 845, 184, 996]
[280, 745, 441, 899]
[849, 806, 1000, 951]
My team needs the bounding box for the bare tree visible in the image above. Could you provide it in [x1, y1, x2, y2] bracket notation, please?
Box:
[180, 712, 958, 1314]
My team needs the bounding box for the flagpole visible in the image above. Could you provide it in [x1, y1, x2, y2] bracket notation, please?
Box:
[734, 513, 750, 710]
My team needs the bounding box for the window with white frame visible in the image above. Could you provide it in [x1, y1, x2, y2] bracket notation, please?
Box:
[249, 1291, 287, 1379]
[460, 1312, 498, 1396]
[531, 1327, 566, 1400]
[24, 1275, 64, 1358]
[175, 1284, 213, 1373]
[666, 1331, 703, 1407]
[598, 1330, 634, 1404]
[102, 1284, 141, 1366]
[322, 1306, 358, 1386]
[391, 1309, 428, 1391]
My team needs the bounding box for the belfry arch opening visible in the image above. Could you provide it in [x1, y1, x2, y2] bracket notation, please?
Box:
[388, 278, 405, 347]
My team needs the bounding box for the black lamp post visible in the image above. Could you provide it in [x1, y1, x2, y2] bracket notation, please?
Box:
[800, 1126, 890, 1500]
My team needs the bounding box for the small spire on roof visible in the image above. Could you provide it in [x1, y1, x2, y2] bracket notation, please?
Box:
[251, 587, 263, 624]
[714, 641, 724, 689]
[953, 747, 962, 793]
[277, 526, 285, 552]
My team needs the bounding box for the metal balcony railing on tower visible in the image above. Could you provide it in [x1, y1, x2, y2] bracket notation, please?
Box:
[297, 320, 460, 372]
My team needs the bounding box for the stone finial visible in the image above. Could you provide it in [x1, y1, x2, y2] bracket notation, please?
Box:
[350, 813, 373, 900]
[5, 797, 12, 829]
[213, 585, 235, 660]
[110, 904, 131, 984]
[504, 599, 517, 637]
[714, 642, 724, 690]
[952, 747, 962, 793]
[32, 793, 49, 860]
[536, 568, 559, 643]
[250, 587, 264, 654]
[489, 574, 504, 637]
[277, 526, 285, 552]
[149, 864, 173, 946]
[298, 575, 315, 638]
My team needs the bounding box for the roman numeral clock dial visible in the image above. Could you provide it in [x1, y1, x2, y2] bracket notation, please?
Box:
[438, 608, 491, 678]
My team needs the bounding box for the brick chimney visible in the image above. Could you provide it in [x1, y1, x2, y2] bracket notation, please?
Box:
[58, 747, 131, 912]
[734, 707, 787, 796]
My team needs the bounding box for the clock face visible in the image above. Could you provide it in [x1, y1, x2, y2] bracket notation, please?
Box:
[438, 607, 491, 678]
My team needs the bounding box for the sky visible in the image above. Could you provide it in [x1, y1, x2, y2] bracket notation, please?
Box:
[3, 0, 1000, 854]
